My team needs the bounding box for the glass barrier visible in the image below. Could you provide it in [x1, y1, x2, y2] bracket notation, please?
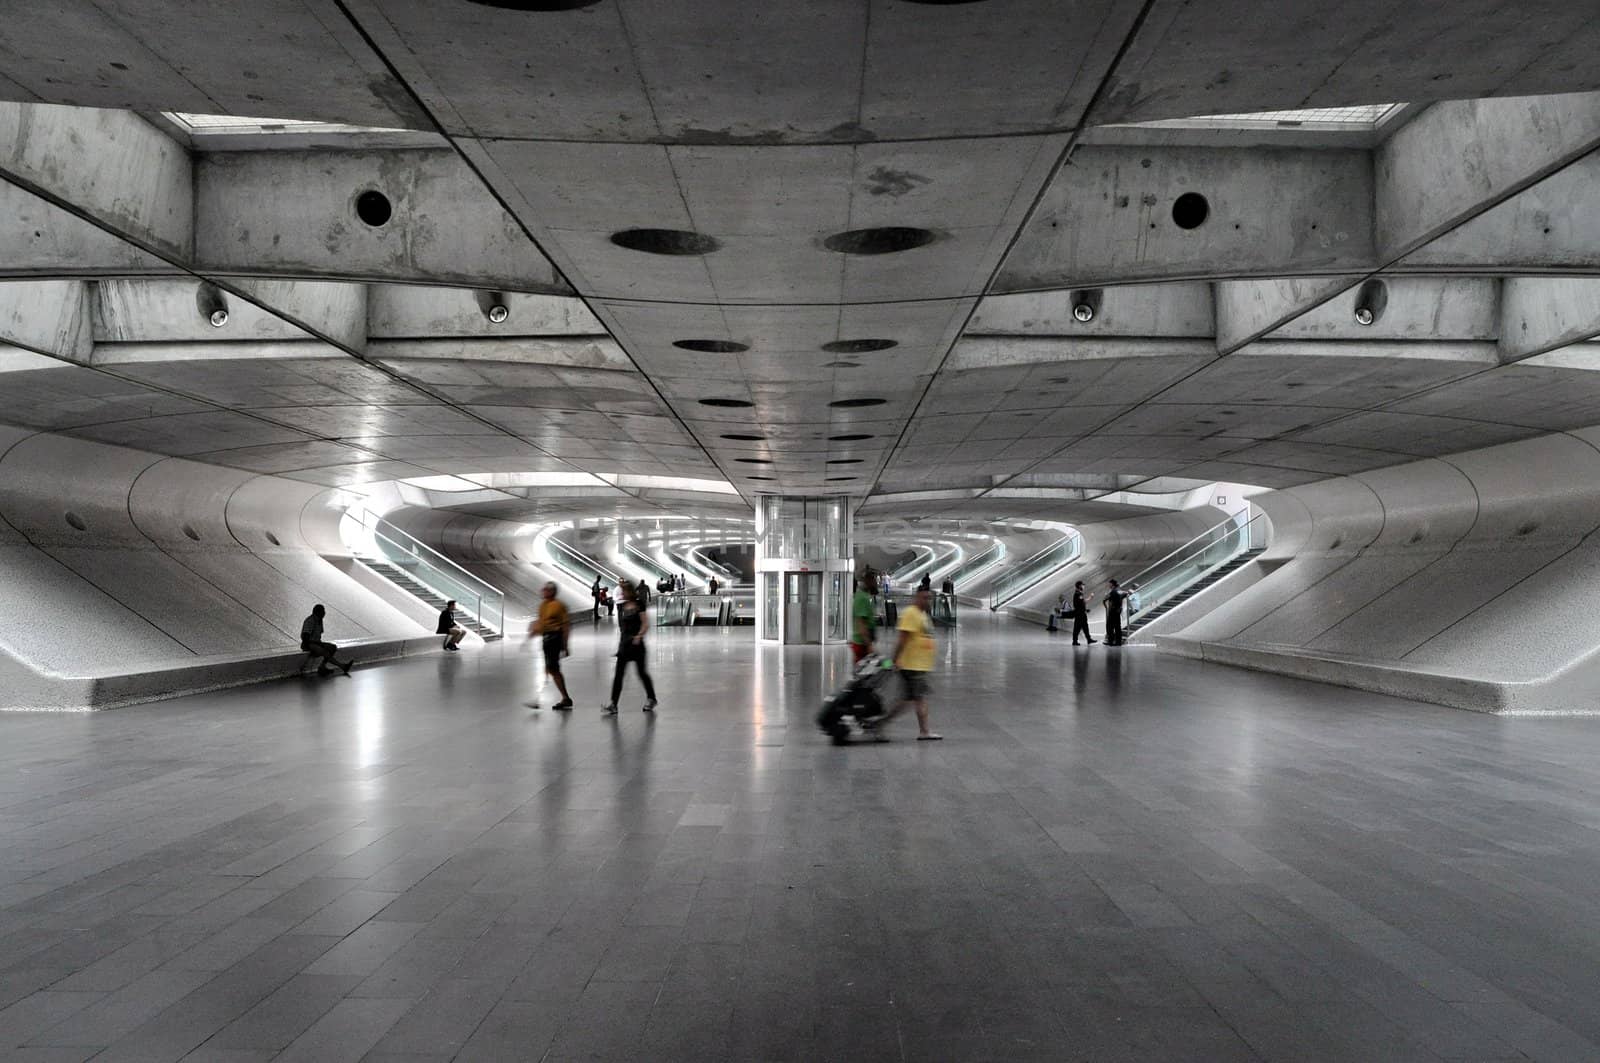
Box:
[371, 527, 505, 634]
[944, 541, 1006, 590]
[1118, 511, 1266, 621]
[546, 536, 622, 591]
[988, 533, 1082, 609]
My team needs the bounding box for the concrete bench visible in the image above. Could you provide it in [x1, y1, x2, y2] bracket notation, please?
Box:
[4, 636, 439, 712]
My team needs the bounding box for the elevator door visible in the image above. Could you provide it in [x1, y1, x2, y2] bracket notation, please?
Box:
[784, 571, 824, 644]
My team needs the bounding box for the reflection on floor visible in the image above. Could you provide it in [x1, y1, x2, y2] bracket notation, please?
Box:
[2, 615, 1599, 1061]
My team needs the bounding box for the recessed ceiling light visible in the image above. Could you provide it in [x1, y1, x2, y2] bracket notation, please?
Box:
[829, 397, 888, 408]
[821, 338, 898, 354]
[721, 433, 764, 441]
[610, 228, 720, 255]
[674, 339, 748, 353]
[829, 433, 874, 441]
[699, 398, 753, 408]
[822, 227, 938, 255]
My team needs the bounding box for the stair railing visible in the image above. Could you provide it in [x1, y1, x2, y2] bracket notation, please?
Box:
[1118, 510, 1268, 624]
[366, 523, 506, 635]
[988, 532, 1083, 610]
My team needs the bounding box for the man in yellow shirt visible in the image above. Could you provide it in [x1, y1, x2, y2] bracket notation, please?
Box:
[527, 582, 574, 710]
[885, 586, 942, 740]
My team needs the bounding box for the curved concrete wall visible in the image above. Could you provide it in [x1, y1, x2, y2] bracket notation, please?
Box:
[1161, 429, 1600, 713]
[0, 426, 428, 709]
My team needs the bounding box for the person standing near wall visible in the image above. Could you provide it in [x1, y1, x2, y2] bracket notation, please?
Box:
[591, 578, 602, 624]
[604, 580, 658, 716]
[1104, 579, 1127, 646]
[300, 604, 353, 676]
[527, 582, 574, 711]
[1072, 581, 1096, 646]
[438, 600, 467, 652]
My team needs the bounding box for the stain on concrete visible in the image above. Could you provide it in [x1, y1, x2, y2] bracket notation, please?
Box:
[864, 166, 931, 197]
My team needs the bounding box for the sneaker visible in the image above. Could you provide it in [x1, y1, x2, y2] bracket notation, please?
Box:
[601, 703, 618, 716]
[917, 733, 944, 741]
[643, 700, 657, 713]
[554, 699, 573, 711]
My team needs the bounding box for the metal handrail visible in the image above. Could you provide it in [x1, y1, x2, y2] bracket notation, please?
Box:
[357, 513, 505, 603]
[988, 532, 1083, 609]
[945, 541, 1006, 589]
[370, 527, 505, 634]
[623, 539, 674, 582]
[1117, 509, 1252, 592]
[1117, 511, 1268, 621]
[546, 535, 623, 588]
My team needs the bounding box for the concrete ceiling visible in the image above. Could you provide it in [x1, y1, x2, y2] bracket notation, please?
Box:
[3, 4, 1600, 525]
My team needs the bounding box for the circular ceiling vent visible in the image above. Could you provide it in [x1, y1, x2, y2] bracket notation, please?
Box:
[1172, 192, 1210, 230]
[822, 226, 938, 255]
[830, 433, 874, 441]
[265, 532, 281, 546]
[827, 459, 864, 465]
[829, 397, 888, 408]
[355, 189, 392, 227]
[826, 476, 858, 482]
[64, 511, 87, 531]
[610, 228, 721, 255]
[674, 339, 748, 353]
[746, 475, 775, 481]
[721, 433, 764, 441]
[735, 457, 773, 464]
[699, 398, 753, 408]
[821, 338, 898, 354]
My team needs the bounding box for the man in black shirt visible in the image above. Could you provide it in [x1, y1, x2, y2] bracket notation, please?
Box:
[1104, 580, 1127, 646]
[300, 604, 353, 676]
[438, 600, 466, 651]
[1072, 581, 1096, 646]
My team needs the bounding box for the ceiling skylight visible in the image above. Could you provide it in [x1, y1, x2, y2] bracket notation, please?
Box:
[1126, 104, 1402, 131]
[165, 112, 414, 135]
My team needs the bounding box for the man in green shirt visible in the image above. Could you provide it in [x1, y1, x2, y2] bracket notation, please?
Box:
[851, 569, 879, 664]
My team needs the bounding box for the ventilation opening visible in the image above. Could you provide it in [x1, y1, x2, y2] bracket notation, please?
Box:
[64, 511, 87, 531]
[265, 532, 281, 546]
[829, 397, 888, 408]
[823, 361, 861, 369]
[721, 433, 764, 441]
[699, 398, 753, 408]
[827, 459, 864, 465]
[735, 458, 773, 464]
[821, 338, 898, 354]
[182, 524, 202, 542]
[822, 227, 938, 255]
[674, 339, 748, 353]
[355, 189, 392, 227]
[1172, 192, 1209, 230]
[610, 228, 721, 255]
[830, 433, 874, 441]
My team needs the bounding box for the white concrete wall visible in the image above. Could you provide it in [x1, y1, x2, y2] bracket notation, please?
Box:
[1159, 428, 1600, 713]
[0, 425, 429, 709]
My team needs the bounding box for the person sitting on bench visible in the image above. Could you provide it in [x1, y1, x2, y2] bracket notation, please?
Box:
[300, 604, 353, 676]
[438, 600, 467, 652]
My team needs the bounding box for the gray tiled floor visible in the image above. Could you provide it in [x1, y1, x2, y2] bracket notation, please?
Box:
[4, 616, 1600, 1061]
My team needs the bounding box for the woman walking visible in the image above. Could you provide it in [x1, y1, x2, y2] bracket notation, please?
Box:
[603, 580, 658, 715]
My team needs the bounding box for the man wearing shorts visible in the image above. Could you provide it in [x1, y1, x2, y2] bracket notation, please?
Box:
[884, 586, 941, 740]
[851, 569, 879, 664]
[527, 582, 573, 710]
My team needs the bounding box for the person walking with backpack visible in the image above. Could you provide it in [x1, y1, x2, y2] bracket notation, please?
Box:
[603, 580, 658, 716]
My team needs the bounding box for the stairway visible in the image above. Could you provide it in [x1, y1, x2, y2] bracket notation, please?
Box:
[358, 558, 503, 642]
[1125, 547, 1265, 636]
